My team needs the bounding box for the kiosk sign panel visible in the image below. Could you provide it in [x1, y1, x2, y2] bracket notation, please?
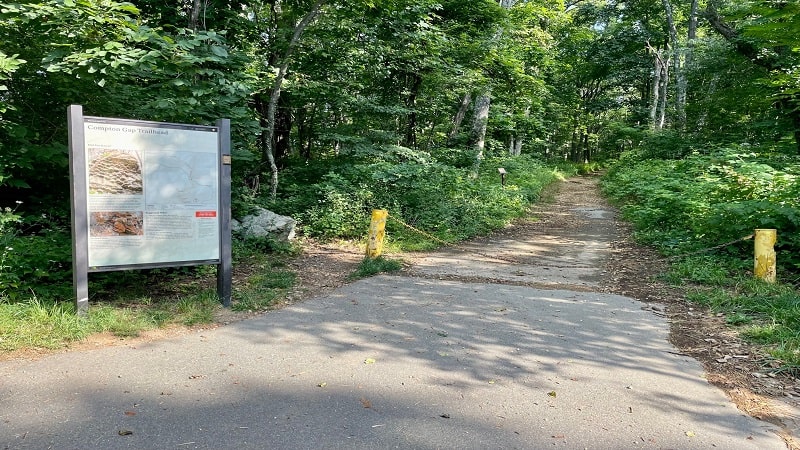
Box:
[82, 117, 220, 268]
[69, 105, 232, 314]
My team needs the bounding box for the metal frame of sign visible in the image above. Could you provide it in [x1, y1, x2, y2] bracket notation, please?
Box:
[68, 105, 232, 314]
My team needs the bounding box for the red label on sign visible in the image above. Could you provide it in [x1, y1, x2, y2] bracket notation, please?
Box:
[195, 211, 217, 218]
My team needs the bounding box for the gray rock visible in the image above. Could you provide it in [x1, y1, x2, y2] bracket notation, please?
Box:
[234, 207, 296, 243]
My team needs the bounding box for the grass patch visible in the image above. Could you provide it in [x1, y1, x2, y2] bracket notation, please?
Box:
[232, 270, 295, 312]
[0, 286, 232, 352]
[678, 273, 800, 366]
[349, 257, 403, 280]
[662, 255, 744, 286]
[0, 297, 153, 351]
[0, 244, 300, 353]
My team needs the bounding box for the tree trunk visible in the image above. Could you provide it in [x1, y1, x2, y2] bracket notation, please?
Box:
[582, 131, 590, 163]
[404, 73, 422, 149]
[297, 104, 315, 160]
[663, 0, 686, 130]
[260, 0, 326, 199]
[570, 120, 580, 162]
[657, 59, 669, 130]
[274, 93, 293, 166]
[510, 105, 530, 156]
[513, 139, 523, 156]
[470, 92, 491, 173]
[649, 46, 663, 130]
[681, 0, 698, 131]
[648, 42, 671, 131]
[448, 92, 472, 144]
[189, 0, 203, 30]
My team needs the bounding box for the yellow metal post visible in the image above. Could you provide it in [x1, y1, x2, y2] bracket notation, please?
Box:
[366, 209, 388, 258]
[754, 229, 777, 283]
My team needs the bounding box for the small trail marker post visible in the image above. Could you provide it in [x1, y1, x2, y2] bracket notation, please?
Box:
[754, 229, 777, 283]
[366, 210, 388, 258]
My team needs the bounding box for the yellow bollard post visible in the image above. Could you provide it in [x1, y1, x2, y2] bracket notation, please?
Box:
[754, 229, 777, 283]
[366, 209, 388, 259]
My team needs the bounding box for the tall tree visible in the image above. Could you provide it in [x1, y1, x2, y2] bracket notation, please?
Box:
[704, 0, 800, 151]
[251, 0, 327, 199]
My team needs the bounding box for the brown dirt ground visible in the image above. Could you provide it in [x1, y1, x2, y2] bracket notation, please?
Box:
[5, 175, 799, 446]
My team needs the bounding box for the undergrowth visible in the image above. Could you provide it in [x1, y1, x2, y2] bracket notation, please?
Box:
[603, 146, 800, 369]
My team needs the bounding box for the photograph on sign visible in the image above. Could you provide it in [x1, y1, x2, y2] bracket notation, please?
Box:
[83, 119, 220, 268]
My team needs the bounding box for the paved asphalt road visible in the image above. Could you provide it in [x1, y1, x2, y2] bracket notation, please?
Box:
[0, 181, 788, 449]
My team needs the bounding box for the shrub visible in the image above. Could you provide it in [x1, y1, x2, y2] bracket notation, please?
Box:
[603, 147, 800, 273]
[274, 150, 562, 248]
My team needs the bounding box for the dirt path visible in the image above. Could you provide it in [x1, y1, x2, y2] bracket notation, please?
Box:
[398, 175, 800, 447]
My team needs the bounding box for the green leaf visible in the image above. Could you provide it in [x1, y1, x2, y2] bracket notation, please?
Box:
[7, 179, 30, 188]
[210, 46, 228, 58]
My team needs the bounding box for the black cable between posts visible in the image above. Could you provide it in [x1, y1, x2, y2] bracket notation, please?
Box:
[387, 212, 756, 264]
[385, 213, 522, 264]
[665, 234, 755, 260]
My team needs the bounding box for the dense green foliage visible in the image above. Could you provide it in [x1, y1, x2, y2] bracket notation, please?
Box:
[273, 153, 562, 246]
[603, 149, 800, 269]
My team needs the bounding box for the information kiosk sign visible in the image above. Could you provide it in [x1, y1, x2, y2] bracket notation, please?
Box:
[68, 105, 232, 314]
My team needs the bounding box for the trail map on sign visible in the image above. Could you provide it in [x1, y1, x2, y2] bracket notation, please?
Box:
[145, 152, 217, 208]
